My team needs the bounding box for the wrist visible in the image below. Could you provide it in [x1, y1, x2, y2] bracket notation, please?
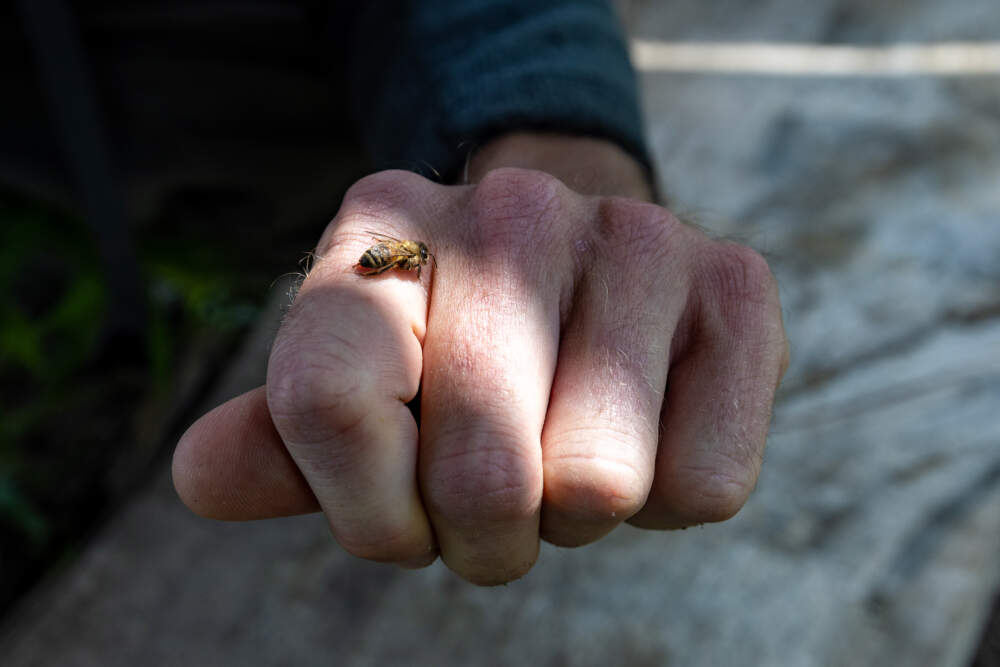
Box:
[465, 132, 656, 202]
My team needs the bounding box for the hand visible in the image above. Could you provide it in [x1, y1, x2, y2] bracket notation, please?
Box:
[173, 134, 788, 585]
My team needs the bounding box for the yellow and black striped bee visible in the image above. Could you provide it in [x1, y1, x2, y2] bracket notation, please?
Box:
[354, 231, 436, 278]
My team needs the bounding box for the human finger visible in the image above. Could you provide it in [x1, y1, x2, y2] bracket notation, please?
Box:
[172, 386, 320, 519]
[418, 170, 572, 585]
[266, 171, 441, 564]
[629, 243, 787, 528]
[540, 201, 689, 546]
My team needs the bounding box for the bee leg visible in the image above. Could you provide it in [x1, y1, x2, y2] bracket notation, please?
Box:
[360, 262, 395, 276]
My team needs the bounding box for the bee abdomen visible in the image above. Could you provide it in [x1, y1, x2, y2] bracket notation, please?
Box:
[359, 244, 391, 268]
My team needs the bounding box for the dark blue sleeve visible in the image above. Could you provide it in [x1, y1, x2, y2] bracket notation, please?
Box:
[344, 0, 650, 181]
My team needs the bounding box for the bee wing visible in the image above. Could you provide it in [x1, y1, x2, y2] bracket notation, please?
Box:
[368, 243, 417, 264]
[389, 248, 420, 262]
[363, 229, 403, 243]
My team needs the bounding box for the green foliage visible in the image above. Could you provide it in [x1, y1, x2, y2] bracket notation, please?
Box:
[0, 208, 105, 380]
[143, 242, 260, 388]
[0, 202, 103, 542]
[0, 193, 260, 549]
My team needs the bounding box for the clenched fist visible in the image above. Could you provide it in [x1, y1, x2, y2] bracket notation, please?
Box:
[173, 134, 788, 585]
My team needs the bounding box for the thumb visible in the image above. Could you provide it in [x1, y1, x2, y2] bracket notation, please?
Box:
[172, 386, 320, 520]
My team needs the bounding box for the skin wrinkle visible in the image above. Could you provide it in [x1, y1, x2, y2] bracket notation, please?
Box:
[467, 170, 587, 330]
[333, 523, 430, 564]
[294, 443, 384, 518]
[687, 272, 783, 473]
[268, 319, 396, 425]
[473, 168, 563, 226]
[172, 387, 321, 520]
[280, 407, 380, 482]
[651, 373, 767, 521]
[427, 226, 559, 421]
[337, 169, 428, 220]
[428, 294, 529, 408]
[426, 443, 543, 539]
[711, 396, 770, 475]
[543, 453, 651, 515]
[568, 269, 674, 436]
[431, 444, 542, 510]
[549, 415, 655, 458]
[468, 169, 572, 279]
[544, 437, 654, 503]
[288, 272, 424, 358]
[694, 242, 779, 315]
[291, 402, 428, 561]
[674, 458, 759, 507]
[685, 392, 765, 469]
[581, 343, 659, 437]
[268, 274, 428, 486]
[603, 316, 668, 399]
[645, 461, 755, 526]
[267, 347, 365, 429]
[667, 286, 699, 363]
[593, 196, 684, 262]
[588, 202, 689, 337]
[562, 200, 599, 286]
[272, 305, 367, 373]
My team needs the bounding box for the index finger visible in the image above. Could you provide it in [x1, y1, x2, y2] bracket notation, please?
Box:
[266, 171, 443, 564]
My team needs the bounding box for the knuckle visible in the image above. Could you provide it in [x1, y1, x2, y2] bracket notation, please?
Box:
[590, 200, 691, 297]
[696, 242, 777, 309]
[266, 336, 369, 442]
[598, 197, 682, 244]
[595, 198, 684, 259]
[334, 524, 430, 564]
[340, 169, 429, 214]
[323, 171, 436, 254]
[425, 431, 542, 528]
[662, 455, 759, 524]
[470, 167, 567, 256]
[545, 452, 650, 522]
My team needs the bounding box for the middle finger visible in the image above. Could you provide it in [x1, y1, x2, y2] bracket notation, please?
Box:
[419, 171, 572, 585]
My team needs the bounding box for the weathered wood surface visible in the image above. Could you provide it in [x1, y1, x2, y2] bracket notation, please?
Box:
[4, 1, 1000, 665]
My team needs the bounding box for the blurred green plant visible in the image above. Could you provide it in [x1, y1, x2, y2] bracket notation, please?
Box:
[0, 192, 260, 574]
[144, 240, 260, 390]
[0, 201, 106, 545]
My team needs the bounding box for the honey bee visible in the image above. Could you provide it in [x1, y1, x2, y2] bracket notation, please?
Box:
[354, 231, 436, 278]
